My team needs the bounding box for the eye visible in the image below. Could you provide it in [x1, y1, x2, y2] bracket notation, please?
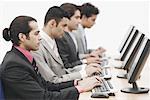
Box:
[34, 31, 40, 35]
[63, 24, 67, 27]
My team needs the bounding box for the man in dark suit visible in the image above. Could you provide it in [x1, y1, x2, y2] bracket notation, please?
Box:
[0, 15, 102, 100]
[56, 3, 101, 69]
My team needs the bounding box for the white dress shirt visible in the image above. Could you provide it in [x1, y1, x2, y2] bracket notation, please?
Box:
[40, 30, 60, 58]
[68, 32, 78, 52]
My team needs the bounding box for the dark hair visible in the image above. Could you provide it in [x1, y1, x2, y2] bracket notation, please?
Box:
[3, 16, 37, 46]
[44, 6, 69, 26]
[80, 3, 99, 17]
[60, 3, 79, 19]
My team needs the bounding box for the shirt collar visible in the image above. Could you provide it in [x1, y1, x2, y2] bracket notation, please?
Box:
[78, 24, 85, 36]
[14, 46, 33, 63]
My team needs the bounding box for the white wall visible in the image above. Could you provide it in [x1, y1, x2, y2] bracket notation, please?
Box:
[0, 0, 149, 63]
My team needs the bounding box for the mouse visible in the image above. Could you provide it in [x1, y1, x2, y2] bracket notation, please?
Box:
[104, 75, 112, 80]
[91, 92, 109, 98]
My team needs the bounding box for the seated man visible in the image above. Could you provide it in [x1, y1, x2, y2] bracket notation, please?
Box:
[56, 3, 101, 69]
[31, 6, 102, 83]
[0, 15, 102, 100]
[73, 3, 106, 59]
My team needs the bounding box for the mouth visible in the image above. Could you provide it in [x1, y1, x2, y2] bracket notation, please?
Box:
[37, 43, 40, 46]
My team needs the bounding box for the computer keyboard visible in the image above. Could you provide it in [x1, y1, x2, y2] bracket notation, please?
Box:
[98, 68, 112, 80]
[101, 59, 109, 66]
[92, 79, 115, 96]
[101, 57, 123, 68]
[101, 58, 110, 68]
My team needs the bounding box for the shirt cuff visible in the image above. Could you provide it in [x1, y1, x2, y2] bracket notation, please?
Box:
[80, 59, 87, 64]
[79, 64, 87, 78]
[75, 86, 85, 93]
[74, 79, 81, 86]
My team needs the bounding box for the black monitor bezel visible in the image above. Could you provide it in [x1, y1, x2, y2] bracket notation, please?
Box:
[127, 38, 150, 83]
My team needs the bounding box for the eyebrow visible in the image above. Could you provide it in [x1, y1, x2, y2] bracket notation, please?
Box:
[63, 24, 67, 27]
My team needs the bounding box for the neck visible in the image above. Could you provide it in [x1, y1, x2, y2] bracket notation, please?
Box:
[81, 23, 86, 29]
[17, 44, 30, 52]
[81, 18, 86, 29]
[64, 27, 72, 33]
[43, 26, 54, 39]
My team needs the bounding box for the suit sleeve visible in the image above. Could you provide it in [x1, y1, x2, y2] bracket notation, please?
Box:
[56, 38, 82, 69]
[2, 65, 79, 100]
[86, 49, 94, 54]
[31, 46, 82, 83]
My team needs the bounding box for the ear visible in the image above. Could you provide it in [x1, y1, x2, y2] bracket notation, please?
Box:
[48, 19, 57, 28]
[18, 33, 26, 42]
[82, 15, 88, 20]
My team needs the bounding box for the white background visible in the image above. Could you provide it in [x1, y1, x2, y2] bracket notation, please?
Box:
[0, 0, 149, 63]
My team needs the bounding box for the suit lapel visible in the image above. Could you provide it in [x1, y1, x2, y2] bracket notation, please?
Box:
[83, 35, 87, 53]
[12, 47, 38, 75]
[65, 32, 77, 54]
[41, 39, 64, 65]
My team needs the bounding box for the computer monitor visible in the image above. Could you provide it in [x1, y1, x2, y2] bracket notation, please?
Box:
[117, 33, 145, 79]
[115, 28, 138, 69]
[119, 29, 139, 61]
[118, 25, 135, 53]
[121, 38, 150, 94]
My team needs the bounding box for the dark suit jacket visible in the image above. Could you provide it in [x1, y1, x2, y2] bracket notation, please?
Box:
[0, 47, 79, 100]
[56, 32, 82, 69]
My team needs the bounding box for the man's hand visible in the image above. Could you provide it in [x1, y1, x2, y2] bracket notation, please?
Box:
[86, 56, 101, 64]
[90, 47, 106, 57]
[77, 76, 102, 92]
[85, 63, 102, 76]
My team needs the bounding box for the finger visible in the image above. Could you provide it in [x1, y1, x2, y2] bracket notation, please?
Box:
[97, 68, 102, 73]
[94, 76, 101, 82]
[93, 67, 101, 73]
[91, 63, 101, 67]
[90, 53, 97, 57]
[95, 61, 101, 64]
[94, 81, 101, 87]
[94, 76, 102, 82]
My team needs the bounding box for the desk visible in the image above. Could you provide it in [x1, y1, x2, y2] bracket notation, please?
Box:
[79, 61, 150, 100]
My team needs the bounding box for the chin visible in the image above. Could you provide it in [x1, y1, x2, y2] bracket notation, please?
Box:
[87, 26, 92, 28]
[58, 36, 63, 38]
[32, 47, 39, 51]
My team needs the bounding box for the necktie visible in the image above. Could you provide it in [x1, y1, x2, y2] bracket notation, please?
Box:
[32, 58, 38, 74]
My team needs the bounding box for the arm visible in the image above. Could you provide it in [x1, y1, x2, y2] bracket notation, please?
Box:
[56, 37, 82, 68]
[2, 64, 79, 100]
[31, 47, 82, 83]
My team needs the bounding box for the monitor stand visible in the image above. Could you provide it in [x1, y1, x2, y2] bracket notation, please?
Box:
[117, 73, 127, 79]
[121, 82, 149, 94]
[115, 66, 123, 69]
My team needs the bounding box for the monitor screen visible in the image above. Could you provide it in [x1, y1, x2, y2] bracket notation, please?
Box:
[121, 38, 150, 94]
[118, 25, 135, 53]
[117, 32, 144, 78]
[123, 33, 145, 71]
[119, 29, 138, 61]
[127, 38, 150, 83]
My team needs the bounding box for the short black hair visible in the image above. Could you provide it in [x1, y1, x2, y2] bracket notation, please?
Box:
[80, 3, 99, 18]
[60, 3, 79, 19]
[3, 16, 37, 46]
[44, 6, 69, 26]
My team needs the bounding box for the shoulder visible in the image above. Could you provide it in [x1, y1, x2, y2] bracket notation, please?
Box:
[1, 50, 31, 73]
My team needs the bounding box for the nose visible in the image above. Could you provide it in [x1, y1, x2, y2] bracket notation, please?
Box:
[78, 18, 81, 24]
[38, 34, 42, 41]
